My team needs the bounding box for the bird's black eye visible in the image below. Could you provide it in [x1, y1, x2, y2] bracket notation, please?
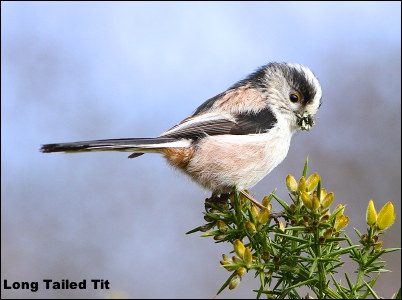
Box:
[290, 92, 301, 103]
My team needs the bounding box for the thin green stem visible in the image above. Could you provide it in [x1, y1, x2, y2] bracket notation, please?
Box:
[354, 226, 374, 294]
[314, 223, 327, 298]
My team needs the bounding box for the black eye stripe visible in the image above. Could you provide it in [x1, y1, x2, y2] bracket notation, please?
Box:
[281, 66, 317, 105]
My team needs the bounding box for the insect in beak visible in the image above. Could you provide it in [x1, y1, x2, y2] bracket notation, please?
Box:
[296, 112, 315, 131]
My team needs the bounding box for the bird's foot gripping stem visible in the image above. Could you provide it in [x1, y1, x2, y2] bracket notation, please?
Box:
[205, 193, 230, 212]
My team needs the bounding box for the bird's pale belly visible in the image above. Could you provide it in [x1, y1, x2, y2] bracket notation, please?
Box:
[182, 131, 291, 193]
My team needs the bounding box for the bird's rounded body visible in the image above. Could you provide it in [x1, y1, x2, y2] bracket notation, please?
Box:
[164, 119, 292, 193]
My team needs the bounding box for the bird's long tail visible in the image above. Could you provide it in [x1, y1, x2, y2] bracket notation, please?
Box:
[40, 138, 190, 158]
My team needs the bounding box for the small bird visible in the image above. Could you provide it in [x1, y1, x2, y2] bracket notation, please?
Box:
[41, 62, 322, 207]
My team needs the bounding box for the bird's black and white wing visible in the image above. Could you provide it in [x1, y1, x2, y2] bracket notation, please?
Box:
[159, 85, 277, 139]
[159, 107, 277, 139]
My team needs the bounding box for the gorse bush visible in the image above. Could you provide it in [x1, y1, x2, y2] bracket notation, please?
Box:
[187, 158, 400, 299]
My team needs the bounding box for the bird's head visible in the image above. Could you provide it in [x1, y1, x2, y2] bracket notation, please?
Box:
[243, 62, 322, 131]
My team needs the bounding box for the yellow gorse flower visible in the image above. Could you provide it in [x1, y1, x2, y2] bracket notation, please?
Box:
[312, 192, 320, 210]
[286, 174, 298, 192]
[301, 191, 312, 209]
[229, 275, 240, 290]
[236, 267, 247, 277]
[322, 192, 334, 209]
[376, 202, 396, 230]
[364, 200, 395, 230]
[250, 205, 259, 219]
[333, 204, 348, 231]
[262, 196, 271, 207]
[366, 200, 377, 226]
[257, 208, 269, 225]
[334, 204, 345, 217]
[234, 239, 245, 258]
[217, 220, 227, 232]
[298, 176, 307, 192]
[334, 215, 349, 231]
[306, 173, 320, 192]
[244, 247, 253, 266]
[245, 221, 256, 234]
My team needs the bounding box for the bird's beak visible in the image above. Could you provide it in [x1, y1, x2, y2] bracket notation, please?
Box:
[296, 112, 315, 131]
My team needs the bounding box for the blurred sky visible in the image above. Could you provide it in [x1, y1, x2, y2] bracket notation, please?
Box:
[2, 1, 401, 299]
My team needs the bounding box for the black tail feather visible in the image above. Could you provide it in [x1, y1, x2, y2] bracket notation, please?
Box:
[40, 138, 176, 153]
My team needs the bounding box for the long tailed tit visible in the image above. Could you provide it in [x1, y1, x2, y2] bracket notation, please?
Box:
[41, 62, 322, 206]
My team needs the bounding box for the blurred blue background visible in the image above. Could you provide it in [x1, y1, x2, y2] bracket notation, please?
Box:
[2, 1, 400, 298]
